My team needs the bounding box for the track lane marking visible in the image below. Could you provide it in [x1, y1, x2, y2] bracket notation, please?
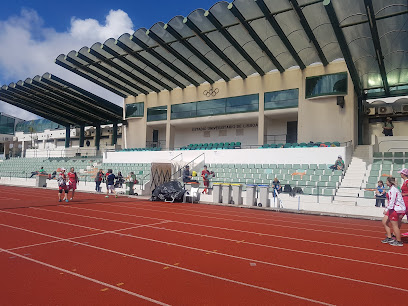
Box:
[0, 247, 169, 305]
[0, 222, 333, 305]
[61, 205, 408, 257]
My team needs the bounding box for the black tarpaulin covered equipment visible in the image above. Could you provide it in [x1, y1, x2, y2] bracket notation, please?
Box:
[150, 180, 186, 202]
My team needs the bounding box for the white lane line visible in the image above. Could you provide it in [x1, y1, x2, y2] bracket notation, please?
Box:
[32, 206, 408, 268]
[0, 248, 169, 306]
[108, 200, 382, 231]
[0, 187, 381, 231]
[0, 223, 333, 305]
[104, 229, 408, 293]
[143, 225, 408, 272]
[4, 221, 171, 252]
[64, 205, 408, 257]
[86, 202, 382, 238]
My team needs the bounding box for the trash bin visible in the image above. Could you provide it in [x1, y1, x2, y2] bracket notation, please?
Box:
[246, 184, 256, 206]
[258, 185, 270, 207]
[231, 184, 243, 205]
[126, 181, 135, 195]
[213, 183, 222, 203]
[36, 175, 47, 188]
[222, 183, 232, 204]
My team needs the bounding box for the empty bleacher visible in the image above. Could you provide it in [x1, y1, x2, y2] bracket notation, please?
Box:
[260, 142, 341, 148]
[196, 163, 343, 196]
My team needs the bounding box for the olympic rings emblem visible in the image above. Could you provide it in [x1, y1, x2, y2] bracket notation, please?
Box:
[203, 88, 219, 97]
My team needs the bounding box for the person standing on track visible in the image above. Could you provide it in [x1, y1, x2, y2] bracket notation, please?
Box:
[105, 169, 118, 198]
[57, 168, 69, 203]
[95, 169, 104, 192]
[398, 168, 408, 237]
[201, 165, 211, 194]
[67, 167, 79, 201]
[381, 177, 406, 246]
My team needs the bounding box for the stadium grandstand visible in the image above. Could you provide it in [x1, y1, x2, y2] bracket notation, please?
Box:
[1, 0, 408, 218]
[2, 1, 408, 304]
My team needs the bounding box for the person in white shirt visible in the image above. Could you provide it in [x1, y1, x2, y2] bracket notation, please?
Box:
[381, 177, 406, 246]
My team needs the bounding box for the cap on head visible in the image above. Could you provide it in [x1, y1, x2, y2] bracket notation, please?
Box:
[398, 168, 408, 176]
[61, 168, 66, 171]
[338, 155, 342, 159]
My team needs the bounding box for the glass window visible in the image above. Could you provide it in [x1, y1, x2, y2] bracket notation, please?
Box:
[305, 72, 348, 98]
[171, 94, 259, 120]
[15, 119, 63, 133]
[226, 94, 259, 113]
[125, 102, 144, 118]
[265, 89, 299, 110]
[0, 115, 15, 135]
[147, 106, 167, 122]
[171, 102, 197, 119]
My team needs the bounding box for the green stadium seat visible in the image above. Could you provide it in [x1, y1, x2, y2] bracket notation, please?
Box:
[384, 152, 393, 158]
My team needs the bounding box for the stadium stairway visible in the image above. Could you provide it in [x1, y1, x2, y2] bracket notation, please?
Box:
[332, 145, 371, 205]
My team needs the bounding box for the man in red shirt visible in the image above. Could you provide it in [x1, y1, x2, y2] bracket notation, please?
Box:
[201, 165, 214, 194]
[67, 167, 79, 201]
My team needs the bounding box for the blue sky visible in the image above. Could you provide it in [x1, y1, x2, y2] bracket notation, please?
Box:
[0, 0, 217, 119]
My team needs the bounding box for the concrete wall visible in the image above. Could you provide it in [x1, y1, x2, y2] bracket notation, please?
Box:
[124, 61, 356, 149]
[105, 146, 348, 166]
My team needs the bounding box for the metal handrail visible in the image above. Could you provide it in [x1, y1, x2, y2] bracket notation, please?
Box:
[172, 153, 205, 180]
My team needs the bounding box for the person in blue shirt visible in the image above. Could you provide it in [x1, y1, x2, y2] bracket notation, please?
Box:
[272, 178, 281, 197]
[375, 180, 386, 207]
[105, 169, 118, 198]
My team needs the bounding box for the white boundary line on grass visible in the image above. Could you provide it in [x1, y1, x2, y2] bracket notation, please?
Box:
[0, 247, 169, 305]
[0, 222, 333, 306]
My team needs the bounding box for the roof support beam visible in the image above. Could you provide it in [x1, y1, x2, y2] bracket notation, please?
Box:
[0, 90, 73, 126]
[74, 53, 149, 95]
[364, 0, 390, 96]
[147, 29, 215, 84]
[23, 81, 108, 123]
[130, 35, 200, 87]
[228, 3, 285, 73]
[288, 0, 329, 66]
[164, 23, 230, 82]
[100, 44, 174, 91]
[183, 17, 247, 79]
[46, 74, 123, 117]
[204, 10, 265, 76]
[61, 55, 139, 96]
[87, 48, 161, 93]
[55, 58, 129, 98]
[6, 84, 89, 125]
[256, 0, 306, 70]
[114, 41, 185, 89]
[324, 0, 362, 96]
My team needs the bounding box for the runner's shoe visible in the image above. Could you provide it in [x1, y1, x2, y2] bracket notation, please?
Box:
[58, 199, 61, 202]
[105, 196, 109, 198]
[389, 240, 403, 247]
[381, 237, 394, 244]
[401, 232, 408, 237]
[65, 199, 69, 203]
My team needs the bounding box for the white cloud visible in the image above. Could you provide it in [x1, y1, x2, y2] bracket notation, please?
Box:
[0, 8, 134, 120]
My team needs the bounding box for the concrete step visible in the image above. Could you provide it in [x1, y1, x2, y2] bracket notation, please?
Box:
[336, 190, 360, 197]
[340, 182, 363, 188]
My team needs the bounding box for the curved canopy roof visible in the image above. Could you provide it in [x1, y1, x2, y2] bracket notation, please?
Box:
[0, 73, 123, 127]
[56, 0, 408, 99]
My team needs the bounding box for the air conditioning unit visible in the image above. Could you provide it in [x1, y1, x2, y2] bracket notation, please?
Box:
[117, 126, 123, 135]
[365, 107, 376, 115]
[396, 103, 408, 113]
[378, 106, 393, 115]
[84, 130, 92, 137]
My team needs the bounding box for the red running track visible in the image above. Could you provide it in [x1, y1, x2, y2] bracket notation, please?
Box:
[1, 185, 408, 305]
